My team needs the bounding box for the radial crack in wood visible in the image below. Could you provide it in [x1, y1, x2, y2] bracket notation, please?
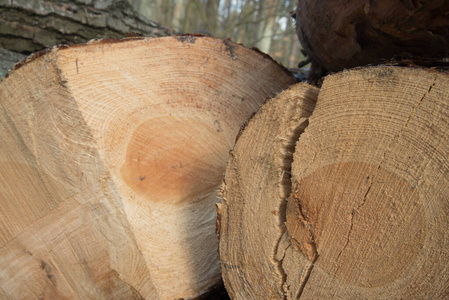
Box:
[0, 36, 296, 299]
[289, 66, 449, 298]
[220, 66, 449, 299]
[219, 83, 318, 299]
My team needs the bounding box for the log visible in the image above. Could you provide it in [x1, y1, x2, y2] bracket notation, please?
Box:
[295, 0, 449, 76]
[219, 66, 449, 299]
[0, 35, 295, 299]
[218, 83, 319, 299]
[0, 0, 173, 54]
[0, 48, 25, 78]
[0, 0, 173, 80]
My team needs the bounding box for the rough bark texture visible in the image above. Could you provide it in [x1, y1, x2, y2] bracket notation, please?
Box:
[295, 0, 449, 77]
[0, 48, 25, 78]
[220, 66, 449, 299]
[0, 36, 295, 299]
[0, 0, 173, 55]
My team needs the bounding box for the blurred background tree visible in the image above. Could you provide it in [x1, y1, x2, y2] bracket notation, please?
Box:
[129, 0, 304, 68]
[0, 0, 306, 77]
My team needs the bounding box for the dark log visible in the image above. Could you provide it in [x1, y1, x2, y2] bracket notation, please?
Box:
[295, 0, 449, 76]
[0, 0, 173, 54]
[0, 49, 25, 78]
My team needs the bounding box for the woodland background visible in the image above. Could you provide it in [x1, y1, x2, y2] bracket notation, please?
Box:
[0, 0, 305, 77]
[129, 0, 304, 68]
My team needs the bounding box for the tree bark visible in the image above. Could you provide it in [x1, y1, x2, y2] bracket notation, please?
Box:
[0, 48, 25, 78]
[0, 0, 173, 55]
[0, 35, 295, 299]
[295, 0, 449, 75]
[219, 66, 449, 299]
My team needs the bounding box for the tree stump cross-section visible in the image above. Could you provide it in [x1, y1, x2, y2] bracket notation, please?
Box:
[219, 66, 449, 299]
[0, 35, 296, 299]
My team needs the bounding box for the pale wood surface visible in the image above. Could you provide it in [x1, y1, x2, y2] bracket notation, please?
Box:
[288, 66, 449, 298]
[0, 36, 295, 299]
[218, 83, 318, 299]
[220, 66, 449, 299]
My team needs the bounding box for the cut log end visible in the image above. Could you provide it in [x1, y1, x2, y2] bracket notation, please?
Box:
[120, 117, 228, 204]
[220, 66, 449, 299]
[0, 35, 295, 299]
[219, 83, 319, 299]
[285, 183, 318, 262]
[287, 162, 425, 288]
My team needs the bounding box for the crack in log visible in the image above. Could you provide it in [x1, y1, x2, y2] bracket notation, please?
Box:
[334, 76, 437, 274]
[273, 118, 311, 299]
[288, 189, 319, 262]
[278, 242, 292, 297]
[295, 255, 317, 300]
[274, 235, 289, 299]
[334, 210, 355, 273]
[287, 187, 319, 300]
[360, 77, 435, 209]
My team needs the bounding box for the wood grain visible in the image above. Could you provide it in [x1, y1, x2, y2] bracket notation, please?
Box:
[0, 35, 295, 299]
[220, 66, 449, 299]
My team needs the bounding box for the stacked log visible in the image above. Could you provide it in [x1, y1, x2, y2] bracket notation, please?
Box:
[295, 0, 449, 79]
[217, 2, 449, 298]
[2, 1, 449, 298]
[0, 35, 295, 299]
[219, 66, 449, 299]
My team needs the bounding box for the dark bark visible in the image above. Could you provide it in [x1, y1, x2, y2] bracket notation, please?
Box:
[0, 48, 25, 78]
[0, 0, 173, 54]
[295, 0, 449, 76]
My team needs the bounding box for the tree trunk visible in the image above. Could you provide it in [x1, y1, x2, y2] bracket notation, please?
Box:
[257, 0, 279, 54]
[0, 48, 25, 78]
[0, 0, 173, 55]
[295, 0, 449, 76]
[0, 35, 295, 299]
[219, 66, 449, 299]
[205, 0, 220, 35]
[172, 0, 187, 31]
